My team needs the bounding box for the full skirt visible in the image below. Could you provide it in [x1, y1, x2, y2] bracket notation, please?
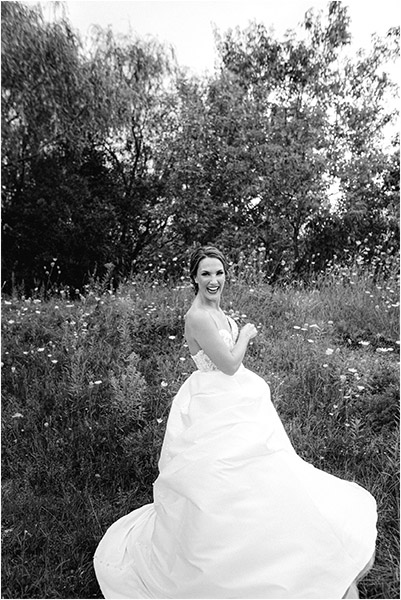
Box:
[94, 366, 377, 599]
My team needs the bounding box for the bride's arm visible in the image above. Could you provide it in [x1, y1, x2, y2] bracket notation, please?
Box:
[186, 311, 257, 376]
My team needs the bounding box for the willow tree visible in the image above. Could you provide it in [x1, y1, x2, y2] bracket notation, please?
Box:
[81, 26, 179, 275]
[1, 1, 97, 290]
[1, 2, 179, 291]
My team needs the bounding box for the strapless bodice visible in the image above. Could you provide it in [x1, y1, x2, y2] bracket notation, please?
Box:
[191, 316, 238, 372]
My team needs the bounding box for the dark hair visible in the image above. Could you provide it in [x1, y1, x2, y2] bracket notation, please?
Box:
[189, 246, 228, 294]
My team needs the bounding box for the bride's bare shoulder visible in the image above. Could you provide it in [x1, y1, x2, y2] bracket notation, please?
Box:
[185, 306, 211, 331]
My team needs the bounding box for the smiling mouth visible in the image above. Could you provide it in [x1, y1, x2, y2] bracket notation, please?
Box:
[207, 286, 220, 293]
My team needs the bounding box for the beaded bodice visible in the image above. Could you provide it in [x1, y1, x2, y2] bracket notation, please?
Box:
[191, 316, 238, 372]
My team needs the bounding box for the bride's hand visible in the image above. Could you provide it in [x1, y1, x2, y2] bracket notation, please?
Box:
[241, 323, 258, 341]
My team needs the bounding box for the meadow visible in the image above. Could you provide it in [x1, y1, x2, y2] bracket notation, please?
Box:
[1, 256, 399, 599]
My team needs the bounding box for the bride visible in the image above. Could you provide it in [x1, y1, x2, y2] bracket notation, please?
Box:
[94, 245, 377, 599]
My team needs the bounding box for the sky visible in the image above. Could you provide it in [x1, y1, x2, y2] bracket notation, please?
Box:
[37, 0, 400, 75]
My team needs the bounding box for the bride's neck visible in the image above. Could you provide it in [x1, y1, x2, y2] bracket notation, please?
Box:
[194, 296, 220, 311]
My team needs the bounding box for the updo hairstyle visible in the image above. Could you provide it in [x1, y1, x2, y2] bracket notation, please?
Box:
[189, 246, 228, 294]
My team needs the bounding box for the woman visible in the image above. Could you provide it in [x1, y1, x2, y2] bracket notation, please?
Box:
[94, 246, 377, 599]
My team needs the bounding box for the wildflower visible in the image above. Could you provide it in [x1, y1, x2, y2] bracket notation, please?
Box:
[12, 413, 24, 419]
[168, 335, 176, 340]
[322, 364, 328, 368]
[325, 348, 334, 355]
[51, 360, 58, 364]
[339, 375, 346, 382]
[44, 422, 49, 428]
[156, 418, 164, 424]
[307, 339, 314, 343]
[309, 324, 320, 329]
[37, 348, 45, 352]
[348, 368, 358, 373]
[95, 474, 101, 478]
[359, 341, 370, 346]
[179, 357, 186, 362]
[94, 380, 102, 385]
[328, 320, 333, 324]
[357, 385, 365, 391]
[8, 320, 15, 324]
[293, 326, 301, 330]
[11, 366, 16, 373]
[161, 381, 168, 388]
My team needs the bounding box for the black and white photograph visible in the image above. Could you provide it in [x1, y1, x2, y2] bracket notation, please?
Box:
[1, 1, 399, 598]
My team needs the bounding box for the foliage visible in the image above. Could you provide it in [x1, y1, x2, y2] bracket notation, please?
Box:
[1, 2, 178, 292]
[1, 2, 399, 293]
[1, 255, 399, 598]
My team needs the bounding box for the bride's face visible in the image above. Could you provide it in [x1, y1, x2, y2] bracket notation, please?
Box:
[195, 257, 226, 300]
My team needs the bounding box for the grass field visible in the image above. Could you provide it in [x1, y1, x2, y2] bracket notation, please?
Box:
[1, 261, 399, 599]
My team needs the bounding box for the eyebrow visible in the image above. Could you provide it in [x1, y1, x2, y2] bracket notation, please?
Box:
[200, 269, 224, 274]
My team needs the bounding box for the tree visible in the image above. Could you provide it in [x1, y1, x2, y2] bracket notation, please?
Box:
[1, 2, 89, 200]
[1, 2, 180, 291]
[80, 26, 179, 275]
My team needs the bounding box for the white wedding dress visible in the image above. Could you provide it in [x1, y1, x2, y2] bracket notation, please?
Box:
[94, 317, 377, 599]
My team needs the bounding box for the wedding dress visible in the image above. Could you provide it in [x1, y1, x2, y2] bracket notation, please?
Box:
[94, 316, 377, 599]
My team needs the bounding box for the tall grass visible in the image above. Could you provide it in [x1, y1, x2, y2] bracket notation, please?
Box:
[1, 261, 399, 599]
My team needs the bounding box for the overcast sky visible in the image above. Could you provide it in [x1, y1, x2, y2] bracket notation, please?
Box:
[36, 0, 400, 74]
